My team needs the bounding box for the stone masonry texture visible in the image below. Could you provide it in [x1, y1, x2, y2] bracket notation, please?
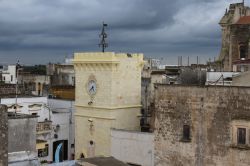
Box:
[0, 105, 7, 166]
[154, 85, 250, 166]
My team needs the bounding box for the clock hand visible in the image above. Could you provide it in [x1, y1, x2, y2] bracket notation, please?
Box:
[90, 86, 94, 92]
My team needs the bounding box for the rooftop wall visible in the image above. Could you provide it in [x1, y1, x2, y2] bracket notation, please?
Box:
[8, 114, 38, 165]
[111, 129, 154, 166]
[232, 71, 250, 86]
[8, 115, 37, 153]
[0, 105, 7, 166]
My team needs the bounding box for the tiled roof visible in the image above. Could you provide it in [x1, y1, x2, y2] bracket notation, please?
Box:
[235, 16, 250, 24]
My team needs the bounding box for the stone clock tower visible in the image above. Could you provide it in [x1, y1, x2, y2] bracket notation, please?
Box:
[73, 52, 144, 158]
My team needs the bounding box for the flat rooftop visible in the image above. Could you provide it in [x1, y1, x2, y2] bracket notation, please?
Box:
[76, 157, 129, 166]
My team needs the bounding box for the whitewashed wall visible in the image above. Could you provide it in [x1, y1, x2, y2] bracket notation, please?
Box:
[2, 65, 16, 84]
[48, 99, 75, 161]
[0, 97, 49, 122]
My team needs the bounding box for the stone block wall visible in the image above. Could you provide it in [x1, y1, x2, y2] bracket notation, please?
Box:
[0, 84, 23, 97]
[0, 105, 7, 166]
[154, 85, 250, 166]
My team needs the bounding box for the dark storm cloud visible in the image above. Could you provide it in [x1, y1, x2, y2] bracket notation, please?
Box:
[0, 0, 243, 64]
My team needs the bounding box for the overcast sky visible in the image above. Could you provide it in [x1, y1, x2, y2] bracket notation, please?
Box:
[0, 0, 247, 65]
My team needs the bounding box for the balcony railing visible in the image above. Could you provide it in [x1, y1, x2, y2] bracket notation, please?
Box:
[36, 121, 52, 134]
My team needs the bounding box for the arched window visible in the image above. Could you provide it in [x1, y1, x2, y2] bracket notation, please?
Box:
[239, 45, 247, 59]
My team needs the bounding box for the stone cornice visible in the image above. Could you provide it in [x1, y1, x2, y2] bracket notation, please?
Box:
[74, 63, 119, 71]
[72, 60, 119, 64]
[74, 113, 116, 120]
[74, 104, 142, 110]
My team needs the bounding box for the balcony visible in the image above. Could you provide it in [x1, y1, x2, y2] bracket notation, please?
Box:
[36, 121, 52, 134]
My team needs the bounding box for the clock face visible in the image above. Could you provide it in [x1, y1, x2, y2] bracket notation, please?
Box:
[87, 80, 97, 96]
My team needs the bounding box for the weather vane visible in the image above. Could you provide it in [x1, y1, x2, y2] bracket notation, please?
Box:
[99, 22, 108, 52]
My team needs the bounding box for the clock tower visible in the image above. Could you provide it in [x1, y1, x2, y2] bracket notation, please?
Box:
[73, 52, 144, 158]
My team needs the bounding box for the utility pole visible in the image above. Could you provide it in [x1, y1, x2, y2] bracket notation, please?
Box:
[99, 22, 108, 52]
[15, 61, 22, 115]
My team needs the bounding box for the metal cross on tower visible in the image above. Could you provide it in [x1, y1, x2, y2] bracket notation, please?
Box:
[99, 22, 108, 52]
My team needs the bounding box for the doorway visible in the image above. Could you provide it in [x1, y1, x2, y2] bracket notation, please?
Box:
[53, 140, 68, 162]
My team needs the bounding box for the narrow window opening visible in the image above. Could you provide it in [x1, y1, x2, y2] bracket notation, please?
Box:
[183, 125, 191, 141]
[239, 45, 247, 60]
[237, 128, 246, 145]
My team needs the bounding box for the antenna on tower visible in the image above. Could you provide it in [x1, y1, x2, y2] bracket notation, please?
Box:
[99, 22, 108, 52]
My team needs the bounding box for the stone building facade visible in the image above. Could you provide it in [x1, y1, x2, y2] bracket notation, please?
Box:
[18, 74, 50, 96]
[154, 85, 250, 166]
[47, 63, 75, 86]
[218, 2, 250, 71]
[0, 105, 7, 166]
[73, 52, 144, 158]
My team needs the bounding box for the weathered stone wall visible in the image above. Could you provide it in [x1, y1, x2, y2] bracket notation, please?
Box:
[154, 85, 250, 166]
[0, 84, 23, 97]
[0, 105, 7, 166]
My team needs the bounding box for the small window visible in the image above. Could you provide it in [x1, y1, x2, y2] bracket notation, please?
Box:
[38, 144, 49, 157]
[11, 75, 13, 82]
[237, 128, 246, 145]
[183, 125, 191, 141]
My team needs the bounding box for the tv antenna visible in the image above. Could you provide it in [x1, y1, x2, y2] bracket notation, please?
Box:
[99, 22, 108, 52]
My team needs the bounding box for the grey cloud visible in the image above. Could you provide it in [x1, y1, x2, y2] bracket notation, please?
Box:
[0, 0, 244, 64]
